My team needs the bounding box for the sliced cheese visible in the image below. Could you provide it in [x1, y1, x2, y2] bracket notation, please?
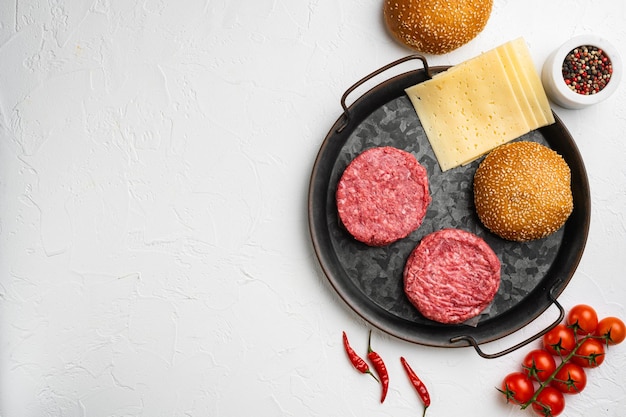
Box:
[405, 38, 555, 172]
[498, 45, 538, 128]
[406, 48, 528, 171]
[505, 38, 555, 125]
[501, 41, 546, 126]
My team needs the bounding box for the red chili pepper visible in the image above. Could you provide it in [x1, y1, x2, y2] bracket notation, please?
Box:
[342, 331, 378, 382]
[366, 330, 389, 403]
[400, 356, 430, 417]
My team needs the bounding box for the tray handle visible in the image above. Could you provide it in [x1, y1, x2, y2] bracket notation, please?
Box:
[337, 54, 431, 133]
[449, 288, 566, 359]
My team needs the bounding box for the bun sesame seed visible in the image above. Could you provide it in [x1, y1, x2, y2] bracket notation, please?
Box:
[473, 141, 573, 242]
[383, 0, 493, 55]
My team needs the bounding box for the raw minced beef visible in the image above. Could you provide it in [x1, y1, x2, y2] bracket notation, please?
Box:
[336, 146, 431, 246]
[403, 228, 501, 324]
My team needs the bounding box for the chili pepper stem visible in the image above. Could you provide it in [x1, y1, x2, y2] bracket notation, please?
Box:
[368, 370, 379, 382]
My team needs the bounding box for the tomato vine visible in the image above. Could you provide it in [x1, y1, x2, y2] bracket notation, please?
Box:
[499, 304, 625, 416]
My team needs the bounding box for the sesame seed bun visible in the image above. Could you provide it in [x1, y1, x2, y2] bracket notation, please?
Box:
[473, 141, 573, 242]
[383, 0, 493, 55]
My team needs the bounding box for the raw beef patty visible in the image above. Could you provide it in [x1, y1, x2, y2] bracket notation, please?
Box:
[403, 228, 501, 324]
[336, 146, 431, 246]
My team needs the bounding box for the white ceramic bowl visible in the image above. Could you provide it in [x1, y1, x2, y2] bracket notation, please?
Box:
[541, 34, 622, 109]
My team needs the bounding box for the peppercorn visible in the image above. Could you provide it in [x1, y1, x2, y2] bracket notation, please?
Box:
[561, 45, 613, 95]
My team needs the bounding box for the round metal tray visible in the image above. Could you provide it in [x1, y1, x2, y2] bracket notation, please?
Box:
[308, 55, 591, 357]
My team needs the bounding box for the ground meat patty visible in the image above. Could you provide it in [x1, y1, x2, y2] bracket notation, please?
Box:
[403, 229, 501, 324]
[336, 147, 431, 246]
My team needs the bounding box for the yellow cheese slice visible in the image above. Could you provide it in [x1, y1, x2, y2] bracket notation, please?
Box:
[505, 38, 555, 125]
[406, 48, 529, 171]
[406, 38, 555, 171]
[498, 46, 538, 128]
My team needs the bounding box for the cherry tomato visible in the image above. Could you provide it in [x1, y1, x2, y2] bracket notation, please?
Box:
[572, 337, 605, 367]
[550, 362, 587, 394]
[543, 324, 577, 356]
[501, 372, 535, 405]
[522, 349, 557, 382]
[566, 304, 598, 335]
[595, 316, 626, 345]
[532, 386, 566, 416]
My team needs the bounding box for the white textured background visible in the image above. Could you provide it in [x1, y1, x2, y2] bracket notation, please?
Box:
[1, 1, 625, 416]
